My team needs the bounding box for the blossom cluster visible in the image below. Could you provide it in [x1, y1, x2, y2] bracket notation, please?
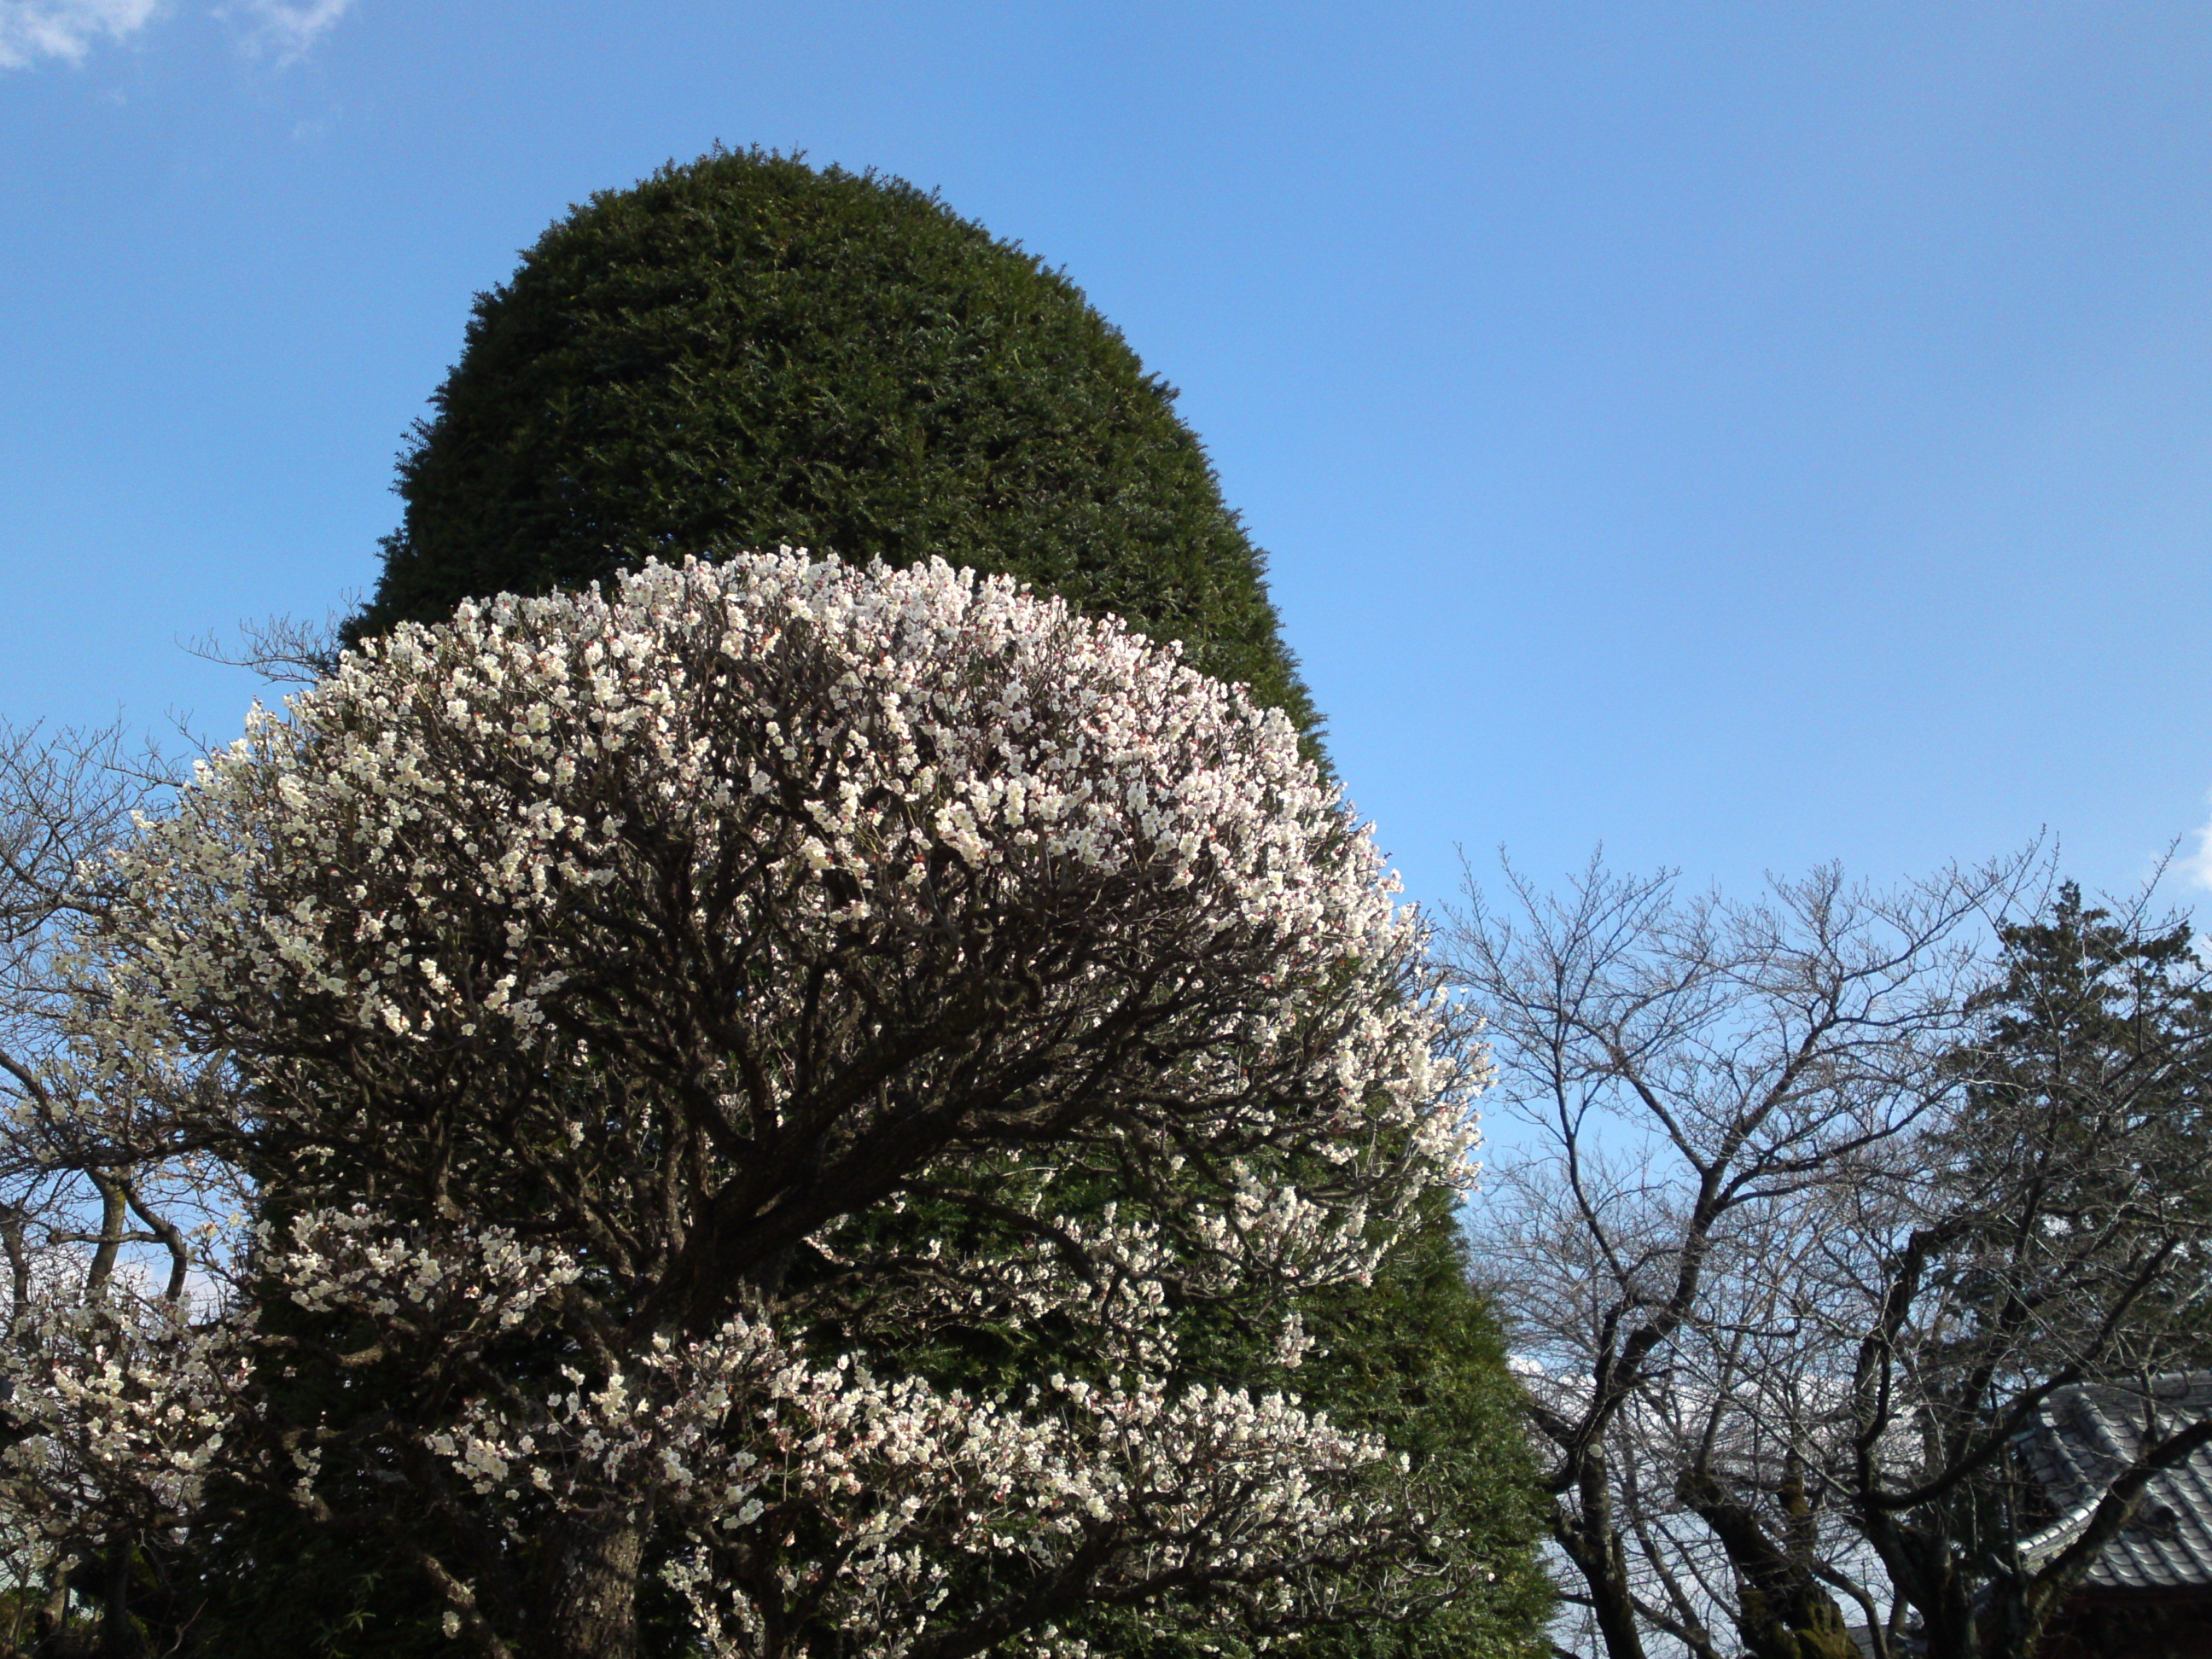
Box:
[28, 551, 1481, 1656]
[434, 1302, 1390, 1659]
[0, 1288, 251, 1569]
[76, 551, 1470, 1202]
[271, 1205, 584, 1348]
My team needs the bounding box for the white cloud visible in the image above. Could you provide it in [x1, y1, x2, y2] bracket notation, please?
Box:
[2182, 792, 2212, 892]
[0, 0, 164, 70]
[224, 0, 350, 64]
[0, 0, 352, 69]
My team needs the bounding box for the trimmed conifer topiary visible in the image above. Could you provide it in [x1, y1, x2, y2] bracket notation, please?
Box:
[353, 146, 1318, 739]
[305, 148, 1545, 1659]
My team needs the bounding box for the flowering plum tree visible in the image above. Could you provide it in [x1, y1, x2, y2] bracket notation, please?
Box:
[7, 553, 1482, 1659]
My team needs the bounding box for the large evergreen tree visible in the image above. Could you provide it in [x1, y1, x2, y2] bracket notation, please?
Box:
[297, 149, 1545, 1659]
[350, 147, 1317, 739]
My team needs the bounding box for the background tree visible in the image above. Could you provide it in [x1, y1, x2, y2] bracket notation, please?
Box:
[1938, 882, 2212, 1368]
[0, 719, 233, 1657]
[1447, 858, 2212, 1659]
[1842, 882, 2212, 1659]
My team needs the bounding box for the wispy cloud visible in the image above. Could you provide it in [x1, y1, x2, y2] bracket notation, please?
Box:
[2181, 792, 2212, 892]
[223, 0, 351, 65]
[0, 0, 352, 70]
[0, 0, 164, 70]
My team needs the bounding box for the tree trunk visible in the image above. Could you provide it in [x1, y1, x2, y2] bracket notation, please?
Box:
[1678, 1470, 1857, 1659]
[536, 1507, 649, 1659]
[99, 1538, 134, 1659]
[1553, 1465, 1650, 1659]
[32, 1563, 69, 1656]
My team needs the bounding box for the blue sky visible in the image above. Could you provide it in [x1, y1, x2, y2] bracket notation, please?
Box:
[6, 1, 2212, 923]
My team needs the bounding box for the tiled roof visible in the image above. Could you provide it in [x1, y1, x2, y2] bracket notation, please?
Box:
[2012, 1372, 2212, 1592]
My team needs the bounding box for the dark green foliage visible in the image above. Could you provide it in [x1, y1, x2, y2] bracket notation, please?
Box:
[1965, 883, 2212, 1096]
[352, 148, 1318, 741]
[183, 1528, 445, 1659]
[1285, 1198, 1555, 1659]
[1831, 884, 2212, 1659]
[1947, 882, 2212, 1367]
[1962, 882, 2212, 1134]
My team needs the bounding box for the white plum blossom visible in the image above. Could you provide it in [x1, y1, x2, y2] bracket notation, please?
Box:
[0, 1288, 252, 1577]
[12, 551, 1481, 1659]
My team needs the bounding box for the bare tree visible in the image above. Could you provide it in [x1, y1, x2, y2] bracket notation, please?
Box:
[180, 608, 347, 688]
[0, 714, 201, 1324]
[1447, 856, 2212, 1659]
[0, 717, 247, 1652]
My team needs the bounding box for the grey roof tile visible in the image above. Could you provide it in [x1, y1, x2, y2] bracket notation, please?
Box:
[2014, 1372, 2212, 1590]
